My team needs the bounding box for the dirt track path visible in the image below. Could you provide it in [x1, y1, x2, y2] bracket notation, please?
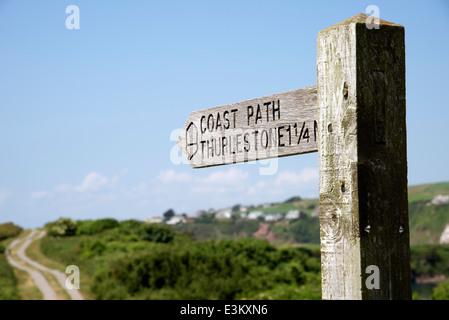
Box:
[6, 229, 84, 300]
[6, 230, 57, 300]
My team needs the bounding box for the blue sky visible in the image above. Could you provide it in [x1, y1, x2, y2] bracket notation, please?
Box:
[1, 0, 448, 228]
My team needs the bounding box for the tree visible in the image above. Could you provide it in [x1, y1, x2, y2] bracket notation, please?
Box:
[163, 209, 175, 220]
[138, 224, 174, 243]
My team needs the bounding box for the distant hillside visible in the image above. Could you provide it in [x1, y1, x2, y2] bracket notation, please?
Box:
[169, 181, 449, 246]
[408, 181, 449, 202]
[170, 196, 320, 245]
[408, 182, 449, 245]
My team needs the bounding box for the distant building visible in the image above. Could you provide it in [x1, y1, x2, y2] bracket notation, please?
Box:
[166, 215, 187, 225]
[216, 209, 233, 219]
[145, 216, 163, 224]
[264, 213, 283, 222]
[429, 195, 449, 206]
[247, 211, 264, 220]
[312, 206, 319, 217]
[285, 210, 300, 220]
[440, 224, 449, 244]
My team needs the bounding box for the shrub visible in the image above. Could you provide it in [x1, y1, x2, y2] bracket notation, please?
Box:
[411, 245, 449, 277]
[0, 222, 22, 240]
[40, 236, 82, 266]
[0, 254, 20, 299]
[76, 218, 119, 235]
[47, 218, 77, 237]
[81, 239, 107, 258]
[119, 219, 144, 231]
[431, 279, 449, 300]
[289, 217, 320, 243]
[90, 238, 322, 300]
[138, 224, 174, 243]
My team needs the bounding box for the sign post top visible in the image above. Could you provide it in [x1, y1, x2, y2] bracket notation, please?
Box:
[320, 13, 403, 31]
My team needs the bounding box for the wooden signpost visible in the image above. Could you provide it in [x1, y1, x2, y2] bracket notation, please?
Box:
[178, 13, 411, 300]
[177, 86, 318, 168]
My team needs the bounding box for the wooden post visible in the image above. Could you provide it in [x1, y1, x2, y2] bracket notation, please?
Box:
[317, 14, 411, 299]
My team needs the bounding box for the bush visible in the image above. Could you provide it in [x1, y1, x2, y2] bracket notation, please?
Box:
[47, 218, 78, 237]
[0, 222, 22, 240]
[76, 218, 119, 236]
[81, 239, 107, 258]
[119, 219, 144, 231]
[194, 214, 215, 224]
[411, 245, 449, 277]
[431, 279, 449, 300]
[40, 235, 82, 266]
[288, 217, 320, 244]
[0, 254, 20, 300]
[39, 217, 322, 300]
[138, 224, 174, 243]
[90, 238, 321, 300]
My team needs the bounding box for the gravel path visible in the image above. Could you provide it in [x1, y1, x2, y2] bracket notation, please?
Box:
[6, 230, 57, 300]
[6, 229, 84, 300]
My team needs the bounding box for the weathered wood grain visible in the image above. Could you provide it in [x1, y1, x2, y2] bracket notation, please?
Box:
[178, 86, 317, 168]
[317, 13, 411, 300]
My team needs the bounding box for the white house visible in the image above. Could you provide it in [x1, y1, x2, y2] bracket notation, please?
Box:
[430, 195, 449, 206]
[166, 215, 187, 225]
[285, 210, 300, 220]
[440, 224, 449, 244]
[216, 209, 233, 219]
[264, 213, 283, 222]
[145, 216, 163, 224]
[247, 211, 264, 220]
